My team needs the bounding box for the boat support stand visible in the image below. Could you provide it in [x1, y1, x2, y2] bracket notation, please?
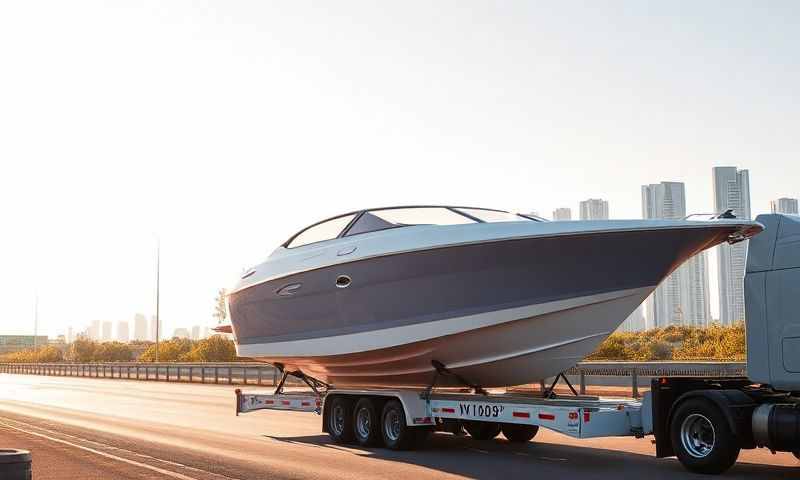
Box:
[543, 371, 578, 398]
[422, 360, 487, 400]
[272, 363, 331, 396]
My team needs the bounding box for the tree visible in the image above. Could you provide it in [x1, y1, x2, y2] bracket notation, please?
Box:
[139, 338, 193, 362]
[66, 338, 98, 362]
[213, 288, 228, 324]
[94, 342, 133, 362]
[184, 335, 237, 362]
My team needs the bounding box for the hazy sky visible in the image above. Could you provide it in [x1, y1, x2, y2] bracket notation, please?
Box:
[1, 1, 798, 338]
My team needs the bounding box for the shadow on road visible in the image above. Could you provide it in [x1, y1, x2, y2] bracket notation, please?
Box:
[264, 432, 797, 479]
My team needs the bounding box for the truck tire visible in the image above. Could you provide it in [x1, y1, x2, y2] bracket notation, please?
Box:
[381, 399, 418, 450]
[501, 423, 539, 443]
[464, 421, 501, 440]
[670, 398, 740, 475]
[327, 396, 355, 444]
[353, 397, 382, 446]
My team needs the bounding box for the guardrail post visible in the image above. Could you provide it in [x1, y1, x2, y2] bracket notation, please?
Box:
[214, 367, 218, 384]
[228, 367, 232, 385]
[631, 368, 639, 399]
[177, 366, 181, 382]
[166, 366, 170, 382]
[579, 370, 586, 395]
[201, 367, 206, 384]
[257, 367, 262, 386]
[155, 365, 160, 381]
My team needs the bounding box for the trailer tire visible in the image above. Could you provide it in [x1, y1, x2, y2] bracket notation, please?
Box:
[464, 421, 501, 441]
[381, 399, 417, 450]
[501, 424, 539, 443]
[327, 396, 355, 444]
[353, 398, 382, 447]
[670, 398, 740, 475]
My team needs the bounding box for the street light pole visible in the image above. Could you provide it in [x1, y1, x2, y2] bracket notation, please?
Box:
[155, 238, 160, 362]
[33, 291, 38, 363]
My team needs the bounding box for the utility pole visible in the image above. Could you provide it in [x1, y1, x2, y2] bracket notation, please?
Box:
[155, 237, 160, 362]
[33, 291, 39, 363]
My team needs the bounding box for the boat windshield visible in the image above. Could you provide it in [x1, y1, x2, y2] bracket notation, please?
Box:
[344, 206, 534, 237]
[285, 206, 538, 248]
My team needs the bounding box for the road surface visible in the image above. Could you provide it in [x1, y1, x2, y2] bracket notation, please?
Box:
[0, 374, 797, 479]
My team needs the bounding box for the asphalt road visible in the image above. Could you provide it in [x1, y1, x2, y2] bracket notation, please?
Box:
[0, 374, 797, 479]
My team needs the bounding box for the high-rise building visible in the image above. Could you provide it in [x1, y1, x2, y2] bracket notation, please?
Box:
[88, 320, 101, 341]
[642, 182, 710, 328]
[579, 199, 609, 220]
[552, 208, 572, 221]
[771, 197, 799, 215]
[173, 328, 191, 339]
[619, 304, 646, 332]
[191, 325, 201, 341]
[713, 167, 751, 325]
[66, 326, 73, 344]
[101, 321, 112, 342]
[150, 315, 162, 342]
[117, 321, 129, 342]
[134, 313, 148, 342]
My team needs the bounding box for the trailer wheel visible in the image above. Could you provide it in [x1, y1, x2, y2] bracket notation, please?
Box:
[353, 398, 382, 446]
[501, 423, 539, 443]
[327, 396, 355, 444]
[670, 398, 740, 475]
[381, 399, 418, 450]
[464, 421, 501, 440]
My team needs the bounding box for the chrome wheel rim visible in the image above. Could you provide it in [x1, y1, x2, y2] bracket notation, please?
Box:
[384, 410, 401, 442]
[680, 413, 716, 458]
[331, 404, 346, 436]
[356, 407, 371, 439]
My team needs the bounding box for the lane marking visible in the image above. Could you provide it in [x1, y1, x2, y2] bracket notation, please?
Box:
[0, 418, 242, 480]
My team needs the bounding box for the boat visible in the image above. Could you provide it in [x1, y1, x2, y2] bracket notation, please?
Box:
[227, 205, 762, 388]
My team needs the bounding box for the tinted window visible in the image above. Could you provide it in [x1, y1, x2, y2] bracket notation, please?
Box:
[287, 214, 356, 248]
[455, 208, 531, 223]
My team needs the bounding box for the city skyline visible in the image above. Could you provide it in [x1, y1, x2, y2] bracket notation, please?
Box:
[13, 162, 798, 340]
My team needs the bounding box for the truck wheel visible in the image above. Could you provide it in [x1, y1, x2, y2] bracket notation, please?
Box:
[464, 421, 501, 440]
[381, 399, 418, 450]
[353, 398, 382, 446]
[501, 424, 539, 443]
[670, 398, 740, 475]
[327, 396, 355, 444]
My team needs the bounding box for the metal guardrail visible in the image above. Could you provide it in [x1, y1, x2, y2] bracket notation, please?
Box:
[563, 361, 747, 398]
[0, 361, 748, 398]
[0, 362, 285, 386]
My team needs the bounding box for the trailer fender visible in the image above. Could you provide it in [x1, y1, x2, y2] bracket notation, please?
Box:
[669, 389, 757, 450]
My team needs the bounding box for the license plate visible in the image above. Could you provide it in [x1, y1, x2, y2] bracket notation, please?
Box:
[459, 403, 505, 418]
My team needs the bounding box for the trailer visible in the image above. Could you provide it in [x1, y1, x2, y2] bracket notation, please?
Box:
[234, 213, 800, 475]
